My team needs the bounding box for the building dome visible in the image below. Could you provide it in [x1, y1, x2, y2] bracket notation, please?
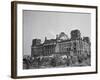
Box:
[58, 32, 69, 40]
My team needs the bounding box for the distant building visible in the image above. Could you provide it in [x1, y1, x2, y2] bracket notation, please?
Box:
[31, 29, 91, 58]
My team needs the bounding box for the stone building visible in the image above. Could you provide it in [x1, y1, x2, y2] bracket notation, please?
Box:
[31, 39, 43, 57]
[43, 39, 56, 56]
[31, 29, 91, 59]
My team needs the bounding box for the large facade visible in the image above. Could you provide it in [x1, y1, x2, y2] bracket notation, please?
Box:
[31, 30, 91, 59]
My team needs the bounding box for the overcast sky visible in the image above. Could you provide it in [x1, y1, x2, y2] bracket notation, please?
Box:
[23, 10, 91, 56]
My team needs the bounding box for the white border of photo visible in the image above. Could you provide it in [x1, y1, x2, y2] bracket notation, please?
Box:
[17, 3, 96, 76]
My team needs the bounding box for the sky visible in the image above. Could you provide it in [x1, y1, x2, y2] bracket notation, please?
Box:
[23, 10, 91, 56]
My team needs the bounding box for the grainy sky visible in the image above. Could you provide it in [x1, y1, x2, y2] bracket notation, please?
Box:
[23, 10, 91, 55]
